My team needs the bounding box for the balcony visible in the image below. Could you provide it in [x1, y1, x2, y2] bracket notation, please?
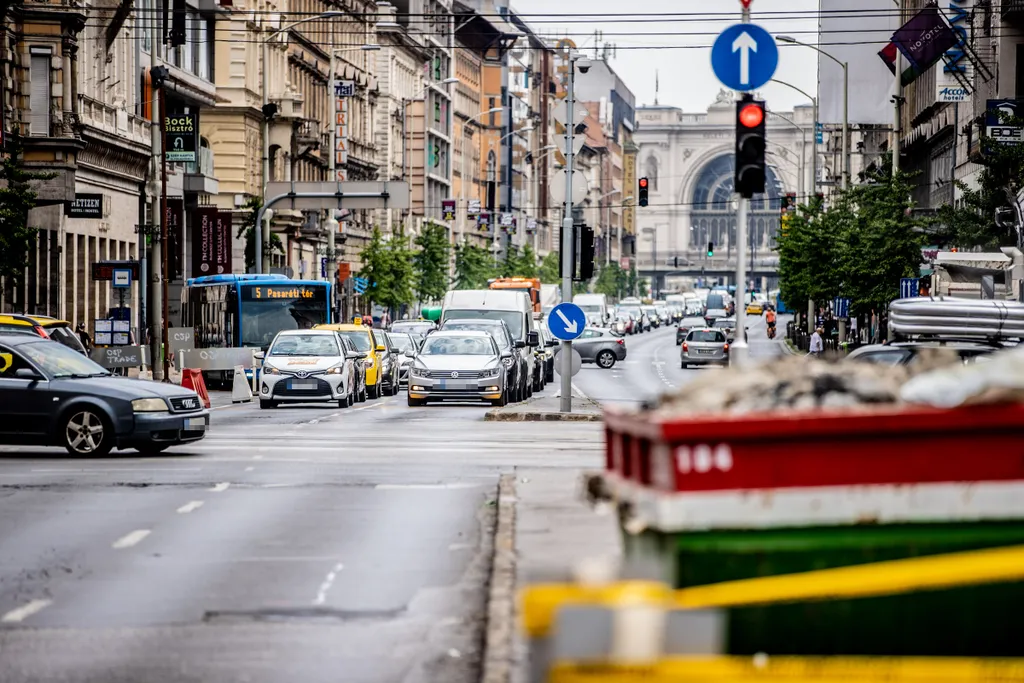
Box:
[79, 95, 150, 148]
[184, 145, 219, 195]
[296, 119, 322, 148]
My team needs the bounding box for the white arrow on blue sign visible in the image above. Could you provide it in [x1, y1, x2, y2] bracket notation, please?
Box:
[547, 303, 587, 341]
[710, 23, 779, 92]
[900, 278, 920, 299]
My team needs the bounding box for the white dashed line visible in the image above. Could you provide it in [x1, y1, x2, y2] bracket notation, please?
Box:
[374, 483, 483, 490]
[209, 482, 231, 493]
[1, 599, 52, 623]
[176, 501, 204, 514]
[313, 562, 345, 605]
[244, 466, 255, 472]
[112, 529, 151, 549]
[252, 455, 264, 460]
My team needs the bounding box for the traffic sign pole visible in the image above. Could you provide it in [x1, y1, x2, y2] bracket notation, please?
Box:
[560, 52, 579, 413]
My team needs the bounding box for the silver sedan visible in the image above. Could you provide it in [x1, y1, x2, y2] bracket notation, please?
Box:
[573, 328, 627, 369]
[680, 328, 729, 368]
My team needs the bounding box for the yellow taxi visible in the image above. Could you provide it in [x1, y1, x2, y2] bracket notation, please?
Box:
[0, 313, 88, 355]
[746, 300, 765, 316]
[314, 323, 397, 399]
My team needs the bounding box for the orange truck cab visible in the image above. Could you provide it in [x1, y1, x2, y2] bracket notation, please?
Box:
[488, 278, 541, 314]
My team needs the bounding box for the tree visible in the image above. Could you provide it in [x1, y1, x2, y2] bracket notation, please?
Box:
[776, 194, 845, 311]
[413, 222, 450, 302]
[453, 243, 495, 289]
[236, 196, 283, 272]
[538, 250, 560, 283]
[0, 134, 55, 299]
[360, 228, 414, 314]
[499, 244, 538, 278]
[516, 244, 539, 278]
[593, 263, 628, 298]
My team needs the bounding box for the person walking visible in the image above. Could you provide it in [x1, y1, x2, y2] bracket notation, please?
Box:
[76, 323, 92, 354]
[809, 326, 824, 358]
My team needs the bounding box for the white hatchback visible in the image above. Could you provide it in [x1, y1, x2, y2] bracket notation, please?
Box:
[259, 329, 359, 409]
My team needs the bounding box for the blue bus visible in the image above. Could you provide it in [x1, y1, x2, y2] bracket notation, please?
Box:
[181, 274, 333, 351]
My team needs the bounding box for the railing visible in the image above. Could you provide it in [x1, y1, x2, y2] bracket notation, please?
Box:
[295, 119, 321, 145]
[78, 95, 150, 146]
[186, 146, 215, 178]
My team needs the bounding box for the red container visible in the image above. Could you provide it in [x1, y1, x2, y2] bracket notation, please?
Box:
[603, 403, 1024, 532]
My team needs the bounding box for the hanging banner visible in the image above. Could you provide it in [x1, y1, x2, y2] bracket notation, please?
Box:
[526, 218, 537, 234]
[442, 199, 456, 221]
[936, 0, 971, 103]
[467, 199, 481, 216]
[477, 212, 491, 231]
[192, 206, 219, 276]
[216, 211, 233, 274]
[334, 81, 350, 181]
[166, 197, 184, 280]
[622, 151, 636, 235]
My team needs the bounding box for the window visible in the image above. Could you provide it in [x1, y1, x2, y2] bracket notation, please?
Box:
[489, 98, 496, 126]
[0, 347, 33, 377]
[581, 330, 603, 338]
[29, 51, 51, 137]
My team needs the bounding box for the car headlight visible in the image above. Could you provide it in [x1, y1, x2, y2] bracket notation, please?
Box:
[132, 398, 169, 412]
[411, 367, 430, 378]
[263, 365, 281, 375]
[485, 367, 501, 378]
[327, 364, 345, 375]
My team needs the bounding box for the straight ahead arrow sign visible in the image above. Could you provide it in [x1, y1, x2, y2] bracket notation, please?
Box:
[732, 31, 758, 86]
[556, 309, 579, 335]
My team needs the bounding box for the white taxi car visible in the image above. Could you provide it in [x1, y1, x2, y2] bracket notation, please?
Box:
[258, 329, 360, 409]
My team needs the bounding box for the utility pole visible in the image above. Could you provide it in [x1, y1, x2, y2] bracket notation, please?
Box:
[559, 53, 578, 414]
[147, 18, 164, 381]
[159, 85, 170, 381]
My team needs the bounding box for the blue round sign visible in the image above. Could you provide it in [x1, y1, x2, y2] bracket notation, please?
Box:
[547, 303, 587, 341]
[710, 24, 778, 92]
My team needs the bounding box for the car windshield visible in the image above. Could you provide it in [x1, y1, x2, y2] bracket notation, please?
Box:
[618, 307, 641, 317]
[338, 330, 373, 352]
[714, 320, 735, 328]
[444, 309, 523, 338]
[386, 333, 414, 352]
[392, 322, 435, 335]
[421, 336, 495, 356]
[269, 334, 340, 357]
[706, 294, 726, 309]
[576, 304, 603, 314]
[689, 331, 725, 343]
[17, 340, 110, 378]
[681, 318, 706, 327]
[440, 322, 510, 349]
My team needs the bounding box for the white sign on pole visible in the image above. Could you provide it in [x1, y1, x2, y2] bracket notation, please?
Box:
[550, 168, 588, 206]
[334, 82, 350, 181]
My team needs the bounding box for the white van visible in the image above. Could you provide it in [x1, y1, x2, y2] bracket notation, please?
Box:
[441, 290, 540, 399]
[573, 293, 610, 326]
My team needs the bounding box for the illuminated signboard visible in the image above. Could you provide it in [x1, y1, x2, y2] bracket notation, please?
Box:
[240, 285, 327, 301]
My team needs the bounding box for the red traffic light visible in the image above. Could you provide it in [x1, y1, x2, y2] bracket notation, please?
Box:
[639, 178, 648, 188]
[739, 103, 764, 128]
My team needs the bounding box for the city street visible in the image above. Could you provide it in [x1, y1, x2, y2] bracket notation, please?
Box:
[0, 323, 785, 682]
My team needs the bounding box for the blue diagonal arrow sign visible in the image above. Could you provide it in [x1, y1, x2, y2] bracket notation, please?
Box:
[711, 23, 778, 92]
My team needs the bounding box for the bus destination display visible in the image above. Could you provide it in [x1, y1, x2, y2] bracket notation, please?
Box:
[240, 285, 326, 301]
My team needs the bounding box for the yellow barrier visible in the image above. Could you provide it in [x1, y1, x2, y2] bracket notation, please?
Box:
[547, 656, 1024, 682]
[522, 544, 1024, 638]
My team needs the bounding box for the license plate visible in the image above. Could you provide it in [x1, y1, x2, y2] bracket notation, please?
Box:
[184, 417, 206, 431]
[440, 381, 470, 391]
[288, 380, 317, 390]
[698, 349, 715, 355]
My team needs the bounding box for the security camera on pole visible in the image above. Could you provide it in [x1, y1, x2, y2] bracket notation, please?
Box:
[710, 0, 777, 367]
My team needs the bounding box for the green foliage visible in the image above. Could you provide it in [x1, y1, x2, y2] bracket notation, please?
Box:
[236, 196, 283, 272]
[776, 159, 923, 316]
[0, 134, 56, 288]
[593, 263, 628, 298]
[935, 109, 1024, 249]
[538, 250, 561, 283]
[360, 228, 414, 312]
[413, 222, 451, 302]
[453, 242, 496, 289]
[499, 244, 539, 278]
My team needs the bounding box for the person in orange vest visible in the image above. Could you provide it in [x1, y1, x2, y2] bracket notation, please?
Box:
[764, 306, 777, 338]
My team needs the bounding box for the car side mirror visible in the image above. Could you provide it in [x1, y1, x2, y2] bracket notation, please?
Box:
[527, 331, 540, 347]
[376, 344, 386, 352]
[403, 349, 416, 358]
[14, 368, 42, 380]
[254, 351, 265, 361]
[500, 351, 513, 359]
[545, 339, 558, 348]
[514, 340, 526, 349]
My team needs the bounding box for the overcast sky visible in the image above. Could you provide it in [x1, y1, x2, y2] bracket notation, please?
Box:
[508, 0, 820, 113]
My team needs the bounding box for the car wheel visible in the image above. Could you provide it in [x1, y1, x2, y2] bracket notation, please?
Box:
[260, 399, 277, 409]
[597, 350, 616, 369]
[357, 383, 367, 402]
[368, 383, 379, 399]
[681, 361, 688, 369]
[62, 408, 113, 457]
[391, 377, 401, 396]
[135, 444, 169, 455]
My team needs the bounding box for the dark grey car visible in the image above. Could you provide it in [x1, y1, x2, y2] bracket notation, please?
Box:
[0, 335, 209, 456]
[681, 328, 729, 368]
[573, 328, 628, 369]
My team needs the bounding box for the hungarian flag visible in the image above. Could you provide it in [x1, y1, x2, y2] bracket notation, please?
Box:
[877, 42, 922, 87]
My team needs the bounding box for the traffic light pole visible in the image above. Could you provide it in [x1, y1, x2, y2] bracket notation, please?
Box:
[559, 55, 577, 413]
[732, 196, 749, 367]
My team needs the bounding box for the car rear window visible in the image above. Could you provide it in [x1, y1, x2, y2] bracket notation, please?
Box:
[688, 330, 725, 343]
[45, 325, 88, 354]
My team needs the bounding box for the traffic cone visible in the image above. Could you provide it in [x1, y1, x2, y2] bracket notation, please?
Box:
[231, 365, 253, 403]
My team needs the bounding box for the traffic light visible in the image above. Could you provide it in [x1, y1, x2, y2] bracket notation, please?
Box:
[673, 256, 679, 268]
[707, 241, 714, 257]
[638, 177, 649, 207]
[735, 94, 766, 199]
[578, 225, 596, 280]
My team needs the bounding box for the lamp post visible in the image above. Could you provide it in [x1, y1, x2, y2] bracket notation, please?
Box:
[458, 106, 502, 244]
[776, 36, 848, 190]
[259, 11, 345, 275]
[770, 78, 817, 197]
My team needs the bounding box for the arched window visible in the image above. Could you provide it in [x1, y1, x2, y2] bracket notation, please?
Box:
[689, 154, 783, 253]
[646, 156, 659, 191]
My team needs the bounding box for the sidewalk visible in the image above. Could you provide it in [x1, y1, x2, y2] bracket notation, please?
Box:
[484, 395, 603, 422]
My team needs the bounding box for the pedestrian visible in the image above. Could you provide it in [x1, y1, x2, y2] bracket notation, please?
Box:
[809, 327, 824, 358]
[76, 323, 92, 354]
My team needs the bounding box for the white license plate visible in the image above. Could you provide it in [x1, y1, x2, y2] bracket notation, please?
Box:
[698, 349, 715, 355]
[289, 380, 317, 390]
[441, 381, 470, 390]
[184, 417, 206, 431]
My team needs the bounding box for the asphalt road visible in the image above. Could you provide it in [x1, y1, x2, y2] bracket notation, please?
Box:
[0, 318, 785, 682]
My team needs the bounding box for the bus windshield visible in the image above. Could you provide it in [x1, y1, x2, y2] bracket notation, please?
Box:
[238, 284, 328, 347]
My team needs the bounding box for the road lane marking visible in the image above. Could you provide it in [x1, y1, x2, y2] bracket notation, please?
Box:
[252, 455, 264, 460]
[375, 483, 484, 490]
[1, 599, 52, 623]
[244, 466, 255, 472]
[176, 501, 204, 514]
[210, 482, 230, 493]
[313, 562, 345, 605]
[112, 529, 151, 549]
[29, 468, 202, 474]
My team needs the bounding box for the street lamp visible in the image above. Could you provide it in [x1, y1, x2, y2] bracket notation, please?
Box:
[458, 106, 503, 243]
[776, 36, 848, 190]
[258, 11, 345, 274]
[770, 78, 817, 196]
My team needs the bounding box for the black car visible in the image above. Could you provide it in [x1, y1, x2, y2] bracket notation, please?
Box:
[438, 318, 526, 401]
[0, 335, 209, 456]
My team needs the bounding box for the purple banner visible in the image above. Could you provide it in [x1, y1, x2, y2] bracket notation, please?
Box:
[192, 206, 218, 277]
[215, 211, 232, 275]
[891, 6, 957, 73]
[165, 197, 184, 280]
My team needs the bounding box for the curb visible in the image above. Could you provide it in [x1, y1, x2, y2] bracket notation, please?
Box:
[484, 410, 602, 422]
[480, 473, 517, 683]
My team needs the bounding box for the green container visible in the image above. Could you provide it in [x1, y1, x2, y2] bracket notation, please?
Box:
[622, 522, 1024, 657]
